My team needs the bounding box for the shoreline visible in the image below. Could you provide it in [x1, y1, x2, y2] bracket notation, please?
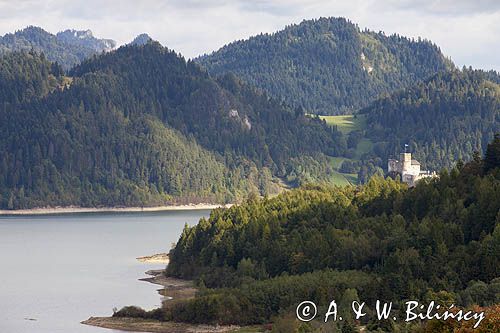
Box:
[81, 317, 241, 333]
[0, 203, 232, 216]
[82, 268, 242, 333]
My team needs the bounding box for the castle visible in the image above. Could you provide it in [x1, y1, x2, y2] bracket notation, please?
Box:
[388, 152, 436, 187]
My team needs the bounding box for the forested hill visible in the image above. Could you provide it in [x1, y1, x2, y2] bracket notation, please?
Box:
[70, 42, 343, 168]
[362, 69, 500, 170]
[139, 136, 500, 329]
[197, 17, 452, 115]
[0, 26, 115, 70]
[0, 44, 343, 209]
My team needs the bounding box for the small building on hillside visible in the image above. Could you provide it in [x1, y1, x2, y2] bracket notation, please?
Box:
[388, 152, 436, 186]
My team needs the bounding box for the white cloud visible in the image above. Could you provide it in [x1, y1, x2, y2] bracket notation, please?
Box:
[382, 0, 500, 16]
[0, 0, 498, 70]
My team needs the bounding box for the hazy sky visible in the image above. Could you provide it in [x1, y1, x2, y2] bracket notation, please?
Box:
[1, 0, 499, 70]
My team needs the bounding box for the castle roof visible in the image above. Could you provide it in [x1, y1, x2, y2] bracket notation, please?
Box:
[411, 160, 420, 165]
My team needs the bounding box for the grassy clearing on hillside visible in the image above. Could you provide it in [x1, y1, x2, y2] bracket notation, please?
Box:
[343, 173, 358, 184]
[327, 156, 358, 186]
[318, 114, 366, 134]
[319, 114, 373, 159]
[330, 170, 352, 186]
[307, 114, 370, 186]
[317, 114, 371, 185]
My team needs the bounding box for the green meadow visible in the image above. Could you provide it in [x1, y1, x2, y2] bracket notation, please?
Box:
[318, 114, 374, 186]
[319, 114, 366, 134]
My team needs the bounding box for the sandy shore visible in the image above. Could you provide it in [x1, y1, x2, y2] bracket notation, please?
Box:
[0, 203, 232, 216]
[82, 268, 241, 332]
[137, 253, 170, 264]
[138, 269, 198, 301]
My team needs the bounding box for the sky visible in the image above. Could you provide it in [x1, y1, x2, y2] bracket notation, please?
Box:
[0, 0, 499, 71]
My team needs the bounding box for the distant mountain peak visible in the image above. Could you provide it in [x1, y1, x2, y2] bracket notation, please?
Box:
[129, 33, 153, 46]
[56, 29, 116, 52]
[0, 26, 116, 69]
[59, 29, 94, 39]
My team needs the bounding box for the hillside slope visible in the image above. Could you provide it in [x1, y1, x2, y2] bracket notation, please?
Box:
[197, 17, 452, 115]
[0, 44, 344, 209]
[0, 51, 65, 104]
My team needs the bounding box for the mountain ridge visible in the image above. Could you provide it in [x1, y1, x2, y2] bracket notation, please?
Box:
[0, 26, 116, 70]
[197, 17, 453, 115]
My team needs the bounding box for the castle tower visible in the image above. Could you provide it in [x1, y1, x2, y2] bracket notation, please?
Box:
[388, 150, 434, 187]
[400, 153, 412, 172]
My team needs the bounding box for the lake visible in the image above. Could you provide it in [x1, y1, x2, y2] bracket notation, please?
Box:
[0, 210, 210, 333]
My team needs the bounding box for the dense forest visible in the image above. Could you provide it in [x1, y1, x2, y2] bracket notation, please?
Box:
[0, 45, 344, 209]
[113, 136, 500, 332]
[362, 69, 500, 171]
[197, 17, 452, 115]
[0, 51, 65, 104]
[0, 26, 115, 70]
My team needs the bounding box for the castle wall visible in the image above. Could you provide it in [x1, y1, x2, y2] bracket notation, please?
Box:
[388, 159, 400, 173]
[389, 152, 433, 187]
[405, 164, 420, 176]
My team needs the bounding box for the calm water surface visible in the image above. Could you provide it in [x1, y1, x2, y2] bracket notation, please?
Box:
[0, 210, 210, 333]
